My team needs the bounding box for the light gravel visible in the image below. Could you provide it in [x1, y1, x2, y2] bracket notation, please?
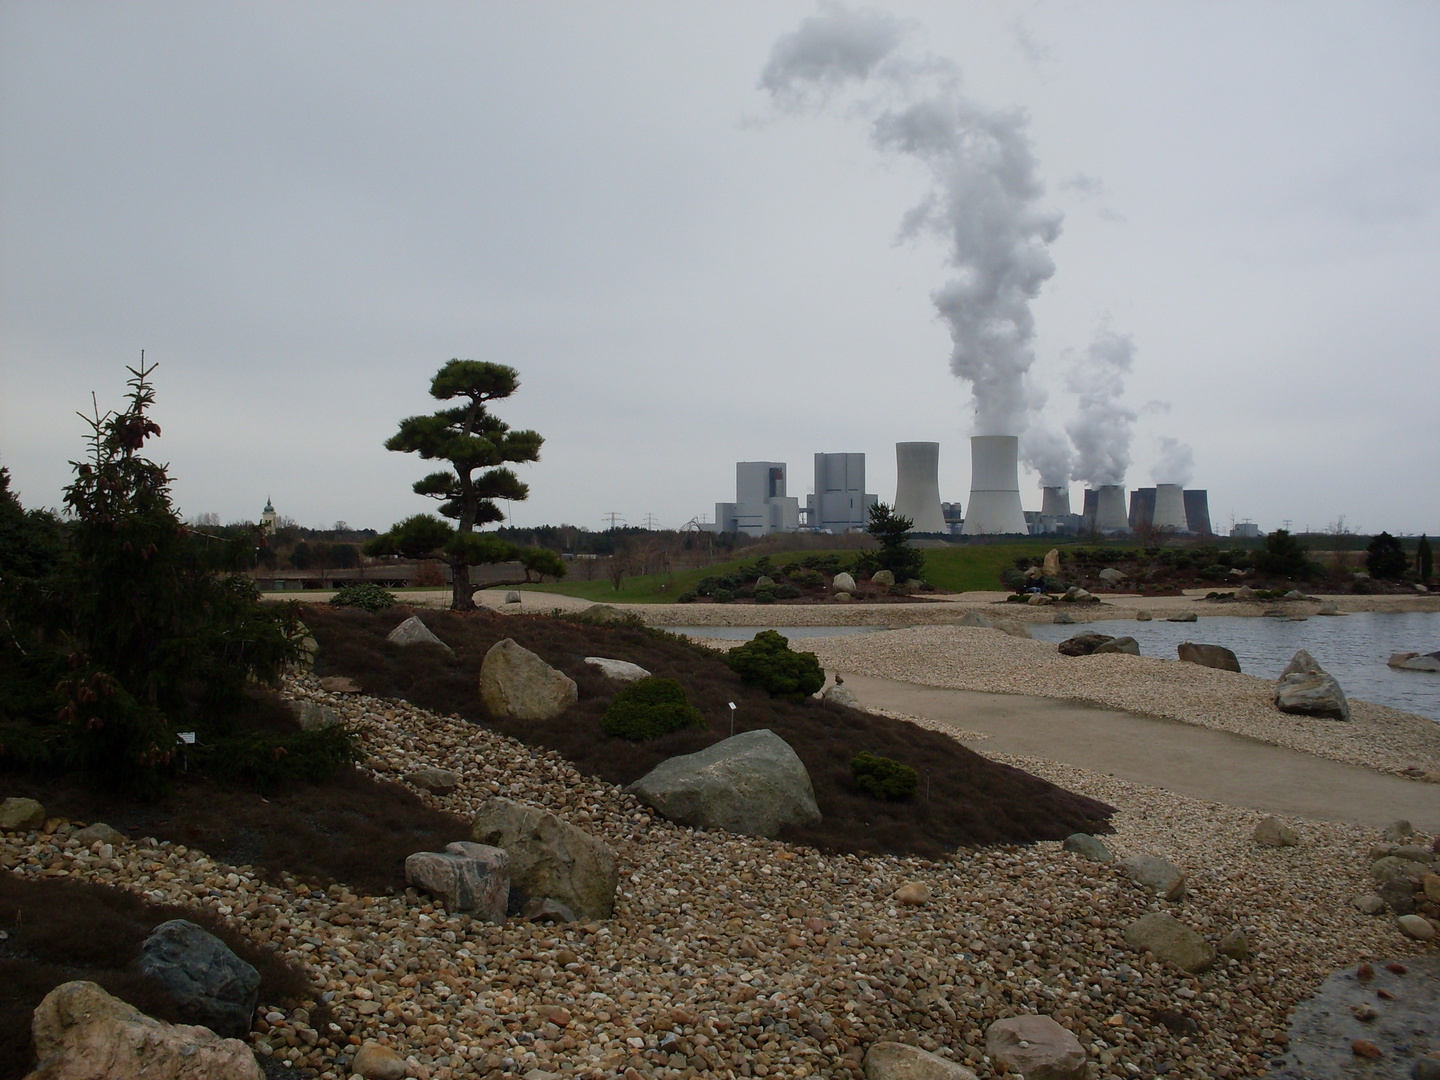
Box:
[7, 671, 1437, 1080]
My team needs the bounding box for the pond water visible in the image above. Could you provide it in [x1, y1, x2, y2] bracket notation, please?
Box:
[1029, 611, 1440, 722]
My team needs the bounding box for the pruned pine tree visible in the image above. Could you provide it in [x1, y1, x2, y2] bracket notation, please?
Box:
[367, 360, 564, 610]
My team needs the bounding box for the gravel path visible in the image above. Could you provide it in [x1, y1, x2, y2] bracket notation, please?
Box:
[9, 673, 1437, 1080]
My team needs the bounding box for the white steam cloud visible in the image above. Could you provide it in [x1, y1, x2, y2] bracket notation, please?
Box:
[1066, 328, 1137, 488]
[1152, 436, 1195, 487]
[760, 3, 1062, 436]
[1021, 422, 1073, 490]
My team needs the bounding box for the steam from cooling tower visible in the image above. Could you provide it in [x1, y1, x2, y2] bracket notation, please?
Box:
[1152, 436, 1195, 487]
[760, 4, 1061, 436]
[1021, 423, 1073, 490]
[1067, 328, 1138, 488]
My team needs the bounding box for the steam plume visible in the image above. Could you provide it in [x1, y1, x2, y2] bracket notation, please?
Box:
[760, 4, 1061, 435]
[1152, 436, 1194, 487]
[1021, 422, 1073, 489]
[1066, 328, 1137, 488]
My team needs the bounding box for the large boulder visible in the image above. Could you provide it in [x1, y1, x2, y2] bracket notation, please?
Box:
[1281, 649, 1322, 677]
[984, 1015, 1086, 1080]
[479, 638, 578, 720]
[1177, 642, 1241, 673]
[1098, 568, 1126, 585]
[1119, 855, 1187, 901]
[1093, 636, 1139, 655]
[1252, 816, 1299, 847]
[404, 767, 459, 794]
[470, 798, 618, 919]
[864, 1041, 978, 1080]
[871, 569, 896, 587]
[1043, 548, 1062, 577]
[134, 920, 259, 1039]
[628, 729, 821, 839]
[573, 604, 632, 625]
[386, 615, 454, 654]
[583, 656, 651, 683]
[822, 683, 863, 709]
[1397, 653, 1440, 673]
[1122, 913, 1216, 973]
[1275, 670, 1350, 721]
[1371, 856, 1430, 914]
[1058, 632, 1114, 657]
[289, 701, 339, 731]
[29, 981, 262, 1080]
[832, 572, 857, 593]
[405, 842, 509, 922]
[0, 797, 46, 831]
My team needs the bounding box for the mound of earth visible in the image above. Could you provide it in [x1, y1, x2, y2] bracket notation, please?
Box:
[303, 605, 1114, 857]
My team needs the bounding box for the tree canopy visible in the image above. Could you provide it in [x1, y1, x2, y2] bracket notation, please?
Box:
[365, 360, 563, 609]
[1365, 531, 1408, 580]
[854, 502, 926, 582]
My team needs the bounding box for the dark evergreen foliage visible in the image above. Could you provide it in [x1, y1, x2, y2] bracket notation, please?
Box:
[1365, 531, 1408, 580]
[1418, 534, 1433, 584]
[725, 630, 825, 701]
[601, 677, 705, 741]
[1251, 529, 1317, 580]
[852, 502, 926, 582]
[329, 583, 398, 611]
[851, 751, 920, 800]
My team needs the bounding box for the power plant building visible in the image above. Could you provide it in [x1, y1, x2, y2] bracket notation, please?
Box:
[711, 461, 799, 537]
[893, 442, 949, 533]
[960, 436, 1029, 535]
[1082, 485, 1130, 534]
[1130, 487, 1212, 536]
[806, 452, 877, 532]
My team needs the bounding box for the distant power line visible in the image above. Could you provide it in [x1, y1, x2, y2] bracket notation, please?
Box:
[602, 512, 625, 530]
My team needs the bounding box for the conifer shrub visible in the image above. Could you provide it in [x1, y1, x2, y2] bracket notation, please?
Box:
[754, 587, 776, 604]
[711, 588, 734, 603]
[676, 590, 698, 603]
[773, 584, 801, 599]
[851, 751, 919, 800]
[330, 583, 398, 611]
[602, 677, 704, 741]
[725, 630, 824, 701]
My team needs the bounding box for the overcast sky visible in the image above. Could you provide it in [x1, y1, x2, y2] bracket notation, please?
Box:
[3, 2, 1437, 537]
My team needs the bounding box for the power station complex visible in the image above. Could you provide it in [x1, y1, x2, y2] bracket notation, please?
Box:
[704, 438, 1210, 538]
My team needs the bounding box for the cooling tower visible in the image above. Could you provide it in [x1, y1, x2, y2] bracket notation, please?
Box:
[1184, 490, 1212, 536]
[1041, 486, 1071, 517]
[1152, 483, 1188, 531]
[1128, 488, 1156, 530]
[893, 442, 948, 533]
[961, 436, 1029, 535]
[1093, 485, 1129, 533]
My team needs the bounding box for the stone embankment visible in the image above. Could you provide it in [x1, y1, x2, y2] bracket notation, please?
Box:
[5, 674, 1436, 1079]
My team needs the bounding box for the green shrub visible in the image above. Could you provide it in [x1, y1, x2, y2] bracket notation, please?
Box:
[330, 583, 398, 611]
[1200, 563, 1230, 581]
[711, 588, 734, 603]
[1365, 532, 1408, 580]
[850, 751, 919, 800]
[197, 723, 363, 791]
[790, 569, 824, 590]
[676, 590, 697, 603]
[725, 630, 824, 700]
[773, 583, 801, 600]
[602, 677, 704, 741]
[754, 587, 776, 604]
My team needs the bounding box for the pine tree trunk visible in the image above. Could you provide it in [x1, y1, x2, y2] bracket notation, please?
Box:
[450, 562, 476, 611]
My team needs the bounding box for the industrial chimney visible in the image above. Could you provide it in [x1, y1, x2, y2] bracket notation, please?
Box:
[1152, 483, 1188, 531]
[1092, 485, 1129, 533]
[893, 442, 948, 533]
[961, 436, 1029, 535]
[1040, 486, 1070, 517]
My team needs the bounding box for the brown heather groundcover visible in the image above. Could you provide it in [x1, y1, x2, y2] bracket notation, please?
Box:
[303, 604, 1115, 858]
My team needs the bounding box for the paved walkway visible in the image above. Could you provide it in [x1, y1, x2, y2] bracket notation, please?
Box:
[838, 671, 1440, 832]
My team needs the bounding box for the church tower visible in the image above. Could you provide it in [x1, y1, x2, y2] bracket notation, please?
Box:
[261, 497, 277, 535]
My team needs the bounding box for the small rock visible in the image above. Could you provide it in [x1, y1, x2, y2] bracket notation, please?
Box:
[1353, 894, 1386, 915]
[1235, 586, 1258, 601]
[522, 897, 577, 924]
[864, 1040, 979, 1080]
[1399, 654, 1440, 672]
[1052, 611, 1075, 624]
[386, 615, 454, 653]
[1252, 816, 1299, 847]
[822, 683, 862, 708]
[891, 882, 931, 906]
[353, 1041, 409, 1080]
[1352, 1002, 1378, 1021]
[0, 797, 46, 831]
[832, 572, 857, 593]
[1119, 855, 1187, 901]
[1063, 833, 1113, 863]
[404, 767, 460, 794]
[1027, 592, 1054, 606]
[135, 920, 260, 1038]
[1424, 873, 1440, 903]
[1135, 610, 1153, 621]
[1317, 601, 1340, 615]
[1217, 928, 1251, 960]
[871, 569, 896, 586]
[1352, 1039, 1383, 1059]
[1384, 820, 1415, 843]
[1057, 632, 1114, 657]
[1122, 912, 1216, 973]
[1177, 642, 1241, 673]
[318, 675, 361, 693]
[1093, 636, 1139, 655]
[1098, 567, 1127, 584]
[1166, 611, 1198, 622]
[71, 822, 127, 846]
[984, 1014, 1087, 1080]
[505, 591, 522, 604]
[404, 842, 509, 921]
[583, 657, 651, 682]
[1275, 667, 1351, 721]
[834, 592, 852, 602]
[1357, 962, 1375, 980]
[1413, 1057, 1440, 1080]
[1396, 914, 1436, 941]
[290, 701, 340, 731]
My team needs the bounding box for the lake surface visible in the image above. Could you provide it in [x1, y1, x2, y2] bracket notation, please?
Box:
[1030, 611, 1440, 722]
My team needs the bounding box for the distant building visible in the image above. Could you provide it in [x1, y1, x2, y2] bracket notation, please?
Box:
[805, 452, 876, 533]
[1230, 522, 1262, 539]
[941, 501, 964, 535]
[710, 461, 800, 537]
[260, 497, 277, 535]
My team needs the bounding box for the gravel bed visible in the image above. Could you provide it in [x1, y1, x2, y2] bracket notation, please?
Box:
[6, 675, 1436, 1080]
[799, 627, 1440, 779]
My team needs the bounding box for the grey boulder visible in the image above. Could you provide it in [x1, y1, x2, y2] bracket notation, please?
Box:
[864, 1041, 978, 1080]
[1098, 567, 1126, 584]
[290, 701, 340, 731]
[583, 656, 651, 683]
[1093, 636, 1139, 655]
[822, 683, 862, 709]
[1062, 833, 1113, 863]
[984, 1015, 1087, 1080]
[1275, 670, 1351, 721]
[832, 572, 857, 593]
[470, 797, 618, 919]
[1052, 611, 1075, 625]
[870, 569, 896, 587]
[0, 797, 46, 831]
[479, 638, 577, 720]
[1177, 642, 1241, 673]
[72, 822, 127, 846]
[405, 767, 459, 794]
[628, 729, 821, 839]
[386, 615, 453, 654]
[1280, 648, 1323, 677]
[1252, 816, 1299, 847]
[1119, 855, 1187, 901]
[1057, 632, 1114, 657]
[135, 920, 260, 1038]
[404, 842, 509, 922]
[1122, 912, 1216, 973]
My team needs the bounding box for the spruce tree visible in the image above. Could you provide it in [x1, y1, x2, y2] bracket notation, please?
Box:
[1417, 534, 1432, 584]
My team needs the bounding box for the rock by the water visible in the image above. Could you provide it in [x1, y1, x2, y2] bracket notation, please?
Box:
[470, 797, 619, 919]
[1098, 567, 1127, 584]
[1135, 610, 1153, 621]
[871, 569, 896, 586]
[405, 842, 509, 921]
[956, 611, 994, 628]
[352, 1041, 409, 1080]
[0, 797, 47, 831]
[1235, 586, 1259, 602]
[1177, 641, 1241, 673]
[1058, 632, 1114, 657]
[628, 729, 821, 839]
[290, 701, 340, 731]
[480, 638, 578, 720]
[1275, 669, 1351, 721]
[1052, 611, 1076, 625]
[1396, 915, 1436, 941]
[1063, 833, 1113, 863]
[1399, 654, 1440, 673]
[1119, 855, 1187, 901]
[864, 1041, 978, 1080]
[30, 980, 262, 1080]
[1316, 601, 1340, 615]
[1252, 816, 1299, 847]
[832, 572, 857, 593]
[1218, 928, 1251, 960]
[1284, 589, 1308, 600]
[1043, 548, 1061, 577]
[1093, 636, 1139, 655]
[1166, 611, 1199, 622]
[318, 675, 361, 693]
[72, 822, 126, 847]
[1281, 648, 1323, 677]
[985, 1015, 1087, 1080]
[385, 615, 454, 653]
[1122, 912, 1215, 973]
[135, 919, 260, 1038]
[583, 656, 651, 683]
[1027, 593, 1054, 606]
[404, 767, 460, 794]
